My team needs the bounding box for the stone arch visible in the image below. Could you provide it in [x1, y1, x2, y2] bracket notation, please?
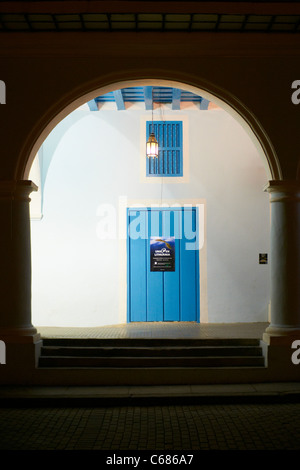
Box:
[26, 74, 275, 329]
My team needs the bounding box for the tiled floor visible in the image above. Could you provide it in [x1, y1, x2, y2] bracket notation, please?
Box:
[0, 401, 299, 450]
[37, 322, 269, 339]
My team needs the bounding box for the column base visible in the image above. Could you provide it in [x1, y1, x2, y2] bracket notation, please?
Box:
[262, 325, 300, 381]
[263, 324, 300, 345]
[0, 326, 41, 343]
[0, 327, 42, 384]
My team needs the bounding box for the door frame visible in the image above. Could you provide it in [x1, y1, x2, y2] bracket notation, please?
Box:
[126, 205, 201, 323]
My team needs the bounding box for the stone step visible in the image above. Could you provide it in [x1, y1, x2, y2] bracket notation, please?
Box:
[40, 345, 263, 358]
[38, 337, 265, 369]
[39, 355, 265, 368]
[41, 337, 261, 348]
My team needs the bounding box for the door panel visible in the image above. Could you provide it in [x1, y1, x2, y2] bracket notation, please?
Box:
[147, 210, 164, 321]
[163, 210, 180, 321]
[128, 210, 147, 322]
[180, 209, 198, 321]
[128, 207, 199, 322]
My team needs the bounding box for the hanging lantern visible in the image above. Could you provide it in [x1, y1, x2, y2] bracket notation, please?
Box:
[146, 132, 158, 158]
[146, 87, 159, 159]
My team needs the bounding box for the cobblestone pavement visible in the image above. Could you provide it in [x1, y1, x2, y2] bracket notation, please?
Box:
[0, 402, 299, 450]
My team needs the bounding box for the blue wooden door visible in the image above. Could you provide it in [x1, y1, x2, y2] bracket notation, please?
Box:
[127, 207, 199, 322]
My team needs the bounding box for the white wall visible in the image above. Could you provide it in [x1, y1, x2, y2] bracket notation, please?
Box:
[30, 101, 270, 327]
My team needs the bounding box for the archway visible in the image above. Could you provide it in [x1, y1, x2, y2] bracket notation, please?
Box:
[26, 78, 276, 329]
[22, 78, 281, 181]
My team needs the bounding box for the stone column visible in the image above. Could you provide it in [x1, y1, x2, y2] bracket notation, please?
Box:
[264, 180, 300, 343]
[0, 180, 40, 342]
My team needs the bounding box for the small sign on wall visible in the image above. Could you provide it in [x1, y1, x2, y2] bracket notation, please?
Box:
[150, 237, 175, 272]
[259, 253, 268, 264]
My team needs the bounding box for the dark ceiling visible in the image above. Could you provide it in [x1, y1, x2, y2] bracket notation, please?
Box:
[0, 1, 299, 33]
[0, 12, 299, 32]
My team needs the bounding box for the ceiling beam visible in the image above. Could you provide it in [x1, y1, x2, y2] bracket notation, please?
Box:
[113, 89, 125, 110]
[87, 99, 98, 111]
[172, 88, 181, 110]
[144, 86, 153, 110]
[200, 98, 210, 110]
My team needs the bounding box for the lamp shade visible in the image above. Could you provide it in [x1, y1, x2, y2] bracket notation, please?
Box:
[146, 132, 159, 158]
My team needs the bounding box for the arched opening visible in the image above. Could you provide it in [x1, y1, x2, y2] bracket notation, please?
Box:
[25, 79, 278, 331]
[23, 79, 281, 181]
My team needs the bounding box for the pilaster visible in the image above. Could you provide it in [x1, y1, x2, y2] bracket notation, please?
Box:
[263, 180, 300, 346]
[0, 180, 40, 343]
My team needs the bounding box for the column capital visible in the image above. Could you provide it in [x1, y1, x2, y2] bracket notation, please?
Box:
[0, 180, 38, 201]
[264, 180, 300, 202]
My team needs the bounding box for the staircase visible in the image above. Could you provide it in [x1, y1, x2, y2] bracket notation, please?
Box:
[39, 337, 265, 369]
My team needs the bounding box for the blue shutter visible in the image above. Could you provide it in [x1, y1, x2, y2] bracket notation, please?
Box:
[146, 121, 183, 177]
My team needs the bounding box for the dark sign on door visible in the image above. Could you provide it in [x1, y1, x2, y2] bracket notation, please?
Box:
[150, 237, 175, 272]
